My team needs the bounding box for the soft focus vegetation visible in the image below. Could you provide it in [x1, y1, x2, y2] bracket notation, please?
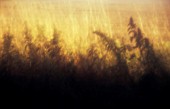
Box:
[0, 0, 170, 84]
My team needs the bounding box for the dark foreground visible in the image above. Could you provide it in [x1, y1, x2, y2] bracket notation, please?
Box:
[0, 72, 170, 108]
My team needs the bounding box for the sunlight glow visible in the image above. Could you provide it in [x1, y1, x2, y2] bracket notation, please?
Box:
[0, 0, 170, 56]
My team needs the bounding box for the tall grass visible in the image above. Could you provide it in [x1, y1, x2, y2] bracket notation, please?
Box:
[0, 1, 169, 84]
[0, 0, 170, 55]
[0, 17, 168, 84]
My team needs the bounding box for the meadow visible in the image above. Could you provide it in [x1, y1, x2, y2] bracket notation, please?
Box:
[0, 0, 170, 81]
[1, 0, 170, 106]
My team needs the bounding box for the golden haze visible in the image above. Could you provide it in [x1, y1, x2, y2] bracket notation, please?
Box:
[0, 0, 170, 61]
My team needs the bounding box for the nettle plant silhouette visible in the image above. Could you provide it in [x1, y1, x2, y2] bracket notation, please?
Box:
[93, 17, 166, 82]
[93, 31, 130, 83]
[0, 32, 14, 73]
[47, 28, 61, 61]
[0, 31, 23, 74]
[24, 25, 39, 68]
[128, 17, 164, 75]
[23, 25, 65, 74]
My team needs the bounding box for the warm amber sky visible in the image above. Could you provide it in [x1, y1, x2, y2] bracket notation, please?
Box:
[0, 0, 167, 3]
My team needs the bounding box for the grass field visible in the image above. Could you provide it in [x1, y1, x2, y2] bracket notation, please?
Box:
[0, 0, 170, 78]
[1, 0, 170, 107]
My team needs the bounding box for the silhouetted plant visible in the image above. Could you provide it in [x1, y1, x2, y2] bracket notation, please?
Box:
[47, 28, 61, 60]
[127, 17, 165, 75]
[93, 31, 130, 83]
[128, 17, 136, 31]
[0, 31, 24, 75]
[0, 32, 13, 74]
[86, 45, 105, 75]
[24, 25, 39, 68]
[2, 32, 13, 56]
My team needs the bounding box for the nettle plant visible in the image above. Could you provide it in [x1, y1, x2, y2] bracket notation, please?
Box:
[128, 17, 164, 75]
[92, 17, 165, 81]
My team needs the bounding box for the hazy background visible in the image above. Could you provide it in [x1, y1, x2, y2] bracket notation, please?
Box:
[0, 0, 170, 55]
[0, 0, 168, 4]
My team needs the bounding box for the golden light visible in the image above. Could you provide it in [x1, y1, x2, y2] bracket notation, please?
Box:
[0, 0, 170, 57]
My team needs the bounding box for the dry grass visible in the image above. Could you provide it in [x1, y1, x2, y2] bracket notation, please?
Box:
[0, 1, 170, 53]
[0, 0, 170, 82]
